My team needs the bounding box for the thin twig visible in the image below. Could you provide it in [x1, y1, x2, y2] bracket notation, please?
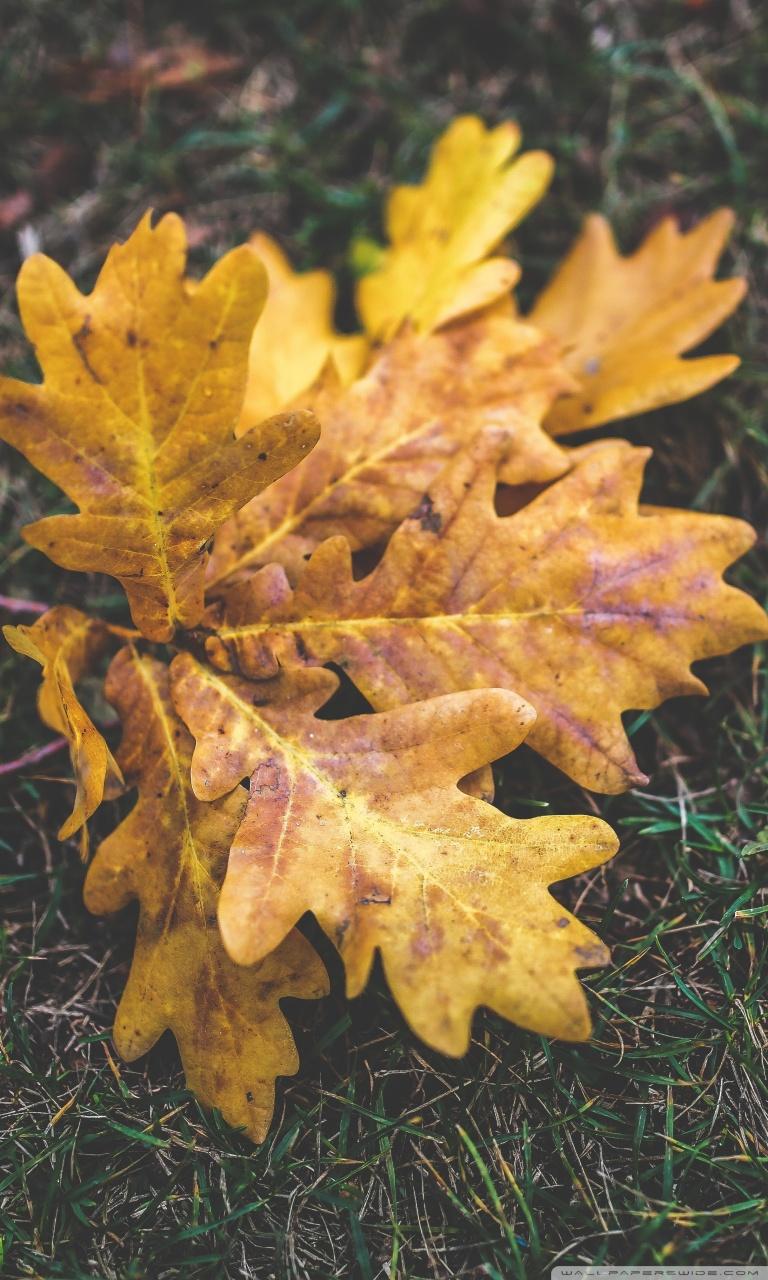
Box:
[0, 737, 68, 777]
[0, 594, 50, 616]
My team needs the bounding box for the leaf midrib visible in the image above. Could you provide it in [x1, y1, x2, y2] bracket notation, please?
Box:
[200, 667, 583, 963]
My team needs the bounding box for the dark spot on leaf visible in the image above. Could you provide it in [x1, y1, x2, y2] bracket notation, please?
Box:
[575, 944, 606, 963]
[126, 329, 137, 347]
[556, 917, 570, 928]
[410, 493, 442, 533]
[246, 1090, 254, 1103]
[258, 452, 268, 461]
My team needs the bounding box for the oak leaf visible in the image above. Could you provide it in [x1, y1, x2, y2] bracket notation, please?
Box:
[207, 431, 768, 795]
[3, 606, 121, 840]
[532, 210, 745, 435]
[239, 232, 367, 432]
[0, 213, 319, 641]
[53, 40, 243, 103]
[84, 647, 328, 1143]
[209, 311, 573, 592]
[3, 112, 766, 1149]
[170, 654, 618, 1054]
[357, 116, 554, 340]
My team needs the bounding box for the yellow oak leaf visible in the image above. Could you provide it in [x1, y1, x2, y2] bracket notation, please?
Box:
[239, 232, 368, 432]
[208, 311, 573, 592]
[0, 213, 319, 641]
[357, 116, 554, 340]
[3, 606, 121, 840]
[170, 654, 618, 1054]
[206, 430, 768, 795]
[84, 647, 328, 1144]
[532, 210, 746, 434]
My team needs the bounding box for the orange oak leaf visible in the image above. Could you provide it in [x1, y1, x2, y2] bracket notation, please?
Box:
[357, 116, 554, 341]
[0, 213, 319, 641]
[170, 654, 618, 1054]
[239, 232, 368, 432]
[3, 606, 121, 840]
[206, 431, 768, 795]
[531, 210, 745, 435]
[84, 647, 328, 1144]
[208, 311, 573, 592]
[53, 40, 244, 103]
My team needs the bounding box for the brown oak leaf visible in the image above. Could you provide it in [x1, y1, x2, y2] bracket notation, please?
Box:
[170, 654, 618, 1055]
[208, 312, 573, 592]
[84, 647, 328, 1143]
[206, 431, 768, 794]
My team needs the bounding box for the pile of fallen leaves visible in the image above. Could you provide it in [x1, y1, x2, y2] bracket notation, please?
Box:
[2, 116, 765, 1144]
